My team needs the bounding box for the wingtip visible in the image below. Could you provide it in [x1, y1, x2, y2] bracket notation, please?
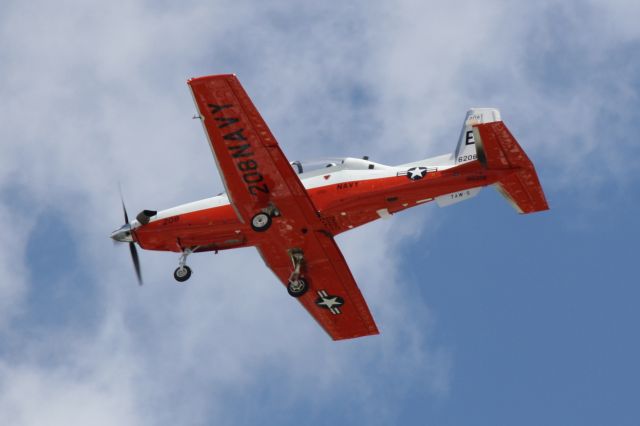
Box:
[187, 73, 238, 85]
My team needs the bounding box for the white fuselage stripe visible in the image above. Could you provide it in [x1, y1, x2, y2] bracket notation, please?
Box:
[151, 162, 456, 222]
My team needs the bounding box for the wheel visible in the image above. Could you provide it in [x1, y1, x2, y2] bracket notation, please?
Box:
[251, 212, 272, 232]
[174, 265, 192, 282]
[287, 277, 309, 298]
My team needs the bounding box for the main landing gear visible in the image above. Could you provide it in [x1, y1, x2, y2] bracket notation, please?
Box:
[251, 212, 271, 232]
[174, 247, 197, 283]
[287, 248, 308, 298]
[251, 204, 280, 232]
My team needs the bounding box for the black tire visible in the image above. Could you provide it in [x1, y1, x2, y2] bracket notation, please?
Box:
[174, 265, 192, 282]
[287, 277, 309, 298]
[251, 212, 272, 232]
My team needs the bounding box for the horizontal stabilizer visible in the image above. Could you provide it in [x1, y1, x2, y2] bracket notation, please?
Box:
[436, 187, 482, 207]
[473, 122, 549, 214]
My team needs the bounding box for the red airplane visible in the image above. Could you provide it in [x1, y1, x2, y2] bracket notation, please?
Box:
[111, 74, 549, 340]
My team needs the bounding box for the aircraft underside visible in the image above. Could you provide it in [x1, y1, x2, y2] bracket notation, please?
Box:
[111, 74, 548, 340]
[133, 159, 506, 254]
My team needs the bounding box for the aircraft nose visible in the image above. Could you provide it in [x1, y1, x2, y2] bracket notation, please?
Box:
[110, 224, 134, 243]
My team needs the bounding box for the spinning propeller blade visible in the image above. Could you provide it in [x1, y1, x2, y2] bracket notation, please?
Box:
[114, 193, 143, 286]
[129, 240, 143, 286]
[122, 200, 129, 225]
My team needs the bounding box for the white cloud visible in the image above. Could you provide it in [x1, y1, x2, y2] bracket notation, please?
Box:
[0, 365, 139, 426]
[1, 0, 639, 424]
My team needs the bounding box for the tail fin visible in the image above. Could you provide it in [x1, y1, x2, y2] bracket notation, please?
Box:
[473, 121, 549, 214]
[454, 108, 502, 164]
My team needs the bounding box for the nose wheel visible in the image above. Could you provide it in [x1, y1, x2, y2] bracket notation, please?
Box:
[173, 247, 197, 283]
[174, 265, 192, 282]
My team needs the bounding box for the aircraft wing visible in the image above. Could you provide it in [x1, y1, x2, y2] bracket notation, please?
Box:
[188, 74, 378, 340]
[256, 233, 379, 340]
[188, 74, 317, 224]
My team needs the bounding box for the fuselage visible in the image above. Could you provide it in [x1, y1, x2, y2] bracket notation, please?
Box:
[132, 156, 509, 253]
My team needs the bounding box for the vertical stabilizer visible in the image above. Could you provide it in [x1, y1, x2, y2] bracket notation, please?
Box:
[454, 108, 501, 164]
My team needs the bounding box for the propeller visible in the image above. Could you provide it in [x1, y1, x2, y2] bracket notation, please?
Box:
[111, 195, 143, 286]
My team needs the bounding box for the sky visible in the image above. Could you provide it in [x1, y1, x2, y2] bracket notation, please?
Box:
[1, 0, 639, 425]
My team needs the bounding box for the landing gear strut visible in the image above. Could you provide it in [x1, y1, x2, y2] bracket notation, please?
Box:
[287, 248, 308, 297]
[174, 247, 197, 283]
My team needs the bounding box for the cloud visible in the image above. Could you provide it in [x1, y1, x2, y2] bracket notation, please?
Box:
[0, 327, 143, 426]
[0, 203, 32, 329]
[1, 0, 639, 424]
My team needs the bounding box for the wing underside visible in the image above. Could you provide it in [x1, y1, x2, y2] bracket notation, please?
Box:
[188, 74, 378, 340]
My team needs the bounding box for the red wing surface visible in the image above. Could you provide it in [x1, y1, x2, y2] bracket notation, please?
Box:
[257, 232, 379, 340]
[188, 74, 317, 225]
[188, 74, 378, 340]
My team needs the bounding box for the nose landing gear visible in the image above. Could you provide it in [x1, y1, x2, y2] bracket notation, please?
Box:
[174, 247, 198, 283]
[174, 265, 192, 282]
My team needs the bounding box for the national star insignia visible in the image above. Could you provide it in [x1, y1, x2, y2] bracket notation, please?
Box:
[406, 166, 428, 180]
[315, 290, 345, 315]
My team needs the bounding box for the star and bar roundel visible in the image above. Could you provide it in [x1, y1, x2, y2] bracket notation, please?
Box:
[315, 290, 344, 315]
[397, 166, 428, 181]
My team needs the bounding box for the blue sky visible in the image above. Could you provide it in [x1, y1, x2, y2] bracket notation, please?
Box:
[1, 1, 639, 425]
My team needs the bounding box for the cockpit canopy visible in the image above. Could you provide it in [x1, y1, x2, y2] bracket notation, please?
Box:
[290, 157, 390, 175]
